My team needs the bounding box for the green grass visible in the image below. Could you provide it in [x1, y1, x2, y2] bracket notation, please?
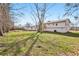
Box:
[0, 30, 35, 43]
[0, 30, 79, 56]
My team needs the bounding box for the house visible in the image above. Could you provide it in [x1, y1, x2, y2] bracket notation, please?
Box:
[44, 18, 71, 33]
[24, 25, 37, 31]
[70, 27, 79, 31]
[24, 18, 71, 33]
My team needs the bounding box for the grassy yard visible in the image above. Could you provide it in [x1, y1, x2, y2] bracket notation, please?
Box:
[0, 30, 79, 56]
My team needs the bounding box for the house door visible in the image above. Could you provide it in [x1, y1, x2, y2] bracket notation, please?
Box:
[54, 30, 56, 32]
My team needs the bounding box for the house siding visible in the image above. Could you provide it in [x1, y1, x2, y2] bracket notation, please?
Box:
[24, 19, 71, 33]
[44, 19, 71, 33]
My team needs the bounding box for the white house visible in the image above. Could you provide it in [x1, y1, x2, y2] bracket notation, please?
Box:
[44, 18, 71, 33]
[24, 18, 71, 33]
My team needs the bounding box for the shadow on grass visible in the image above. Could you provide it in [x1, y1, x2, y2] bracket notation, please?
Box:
[0, 32, 39, 56]
[24, 34, 40, 56]
[43, 31, 79, 38]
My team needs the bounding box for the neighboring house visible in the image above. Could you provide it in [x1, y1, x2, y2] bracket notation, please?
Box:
[24, 25, 37, 31]
[70, 27, 79, 31]
[44, 18, 71, 33]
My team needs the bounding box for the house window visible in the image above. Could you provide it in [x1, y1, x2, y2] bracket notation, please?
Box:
[56, 23, 58, 26]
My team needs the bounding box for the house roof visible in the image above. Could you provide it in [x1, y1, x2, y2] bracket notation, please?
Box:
[45, 18, 71, 24]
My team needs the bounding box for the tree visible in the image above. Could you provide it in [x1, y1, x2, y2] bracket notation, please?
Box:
[64, 3, 79, 16]
[0, 3, 14, 36]
[30, 3, 54, 32]
[0, 3, 9, 35]
[9, 4, 26, 30]
[25, 22, 31, 28]
[2, 3, 12, 32]
[64, 3, 79, 30]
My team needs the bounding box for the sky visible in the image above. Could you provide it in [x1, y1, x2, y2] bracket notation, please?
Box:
[10, 3, 79, 26]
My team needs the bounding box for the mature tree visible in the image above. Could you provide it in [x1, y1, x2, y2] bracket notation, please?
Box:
[0, 3, 10, 35]
[64, 3, 79, 16]
[2, 3, 12, 33]
[0, 4, 4, 36]
[0, 3, 14, 36]
[9, 4, 25, 30]
[30, 3, 54, 32]
[64, 3, 79, 30]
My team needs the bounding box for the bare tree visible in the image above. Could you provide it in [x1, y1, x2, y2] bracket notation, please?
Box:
[0, 4, 4, 36]
[64, 3, 79, 30]
[25, 22, 32, 30]
[0, 3, 9, 35]
[30, 3, 54, 32]
[2, 3, 11, 32]
[64, 3, 79, 16]
[9, 4, 26, 30]
[0, 3, 14, 36]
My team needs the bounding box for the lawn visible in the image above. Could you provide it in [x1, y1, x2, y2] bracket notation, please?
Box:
[0, 30, 79, 56]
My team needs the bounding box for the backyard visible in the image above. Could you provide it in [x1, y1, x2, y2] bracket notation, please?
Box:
[0, 30, 79, 56]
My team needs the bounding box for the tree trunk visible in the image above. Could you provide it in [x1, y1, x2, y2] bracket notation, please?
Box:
[6, 27, 10, 32]
[38, 21, 44, 33]
[2, 25, 6, 33]
[0, 26, 3, 36]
